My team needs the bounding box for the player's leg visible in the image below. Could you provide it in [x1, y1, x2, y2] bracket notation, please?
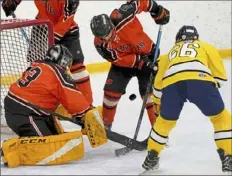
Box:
[5, 109, 58, 137]
[186, 80, 231, 173]
[4, 95, 61, 136]
[143, 81, 187, 170]
[60, 30, 93, 105]
[103, 65, 132, 130]
[2, 97, 84, 167]
[137, 71, 156, 125]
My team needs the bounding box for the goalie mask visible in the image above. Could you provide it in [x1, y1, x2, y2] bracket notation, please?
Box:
[45, 44, 73, 70]
[175, 25, 199, 43]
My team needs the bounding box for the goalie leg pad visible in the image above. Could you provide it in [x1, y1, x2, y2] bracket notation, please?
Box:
[2, 131, 84, 167]
[84, 106, 108, 148]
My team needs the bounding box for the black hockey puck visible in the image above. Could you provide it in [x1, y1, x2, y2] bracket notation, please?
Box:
[129, 94, 137, 101]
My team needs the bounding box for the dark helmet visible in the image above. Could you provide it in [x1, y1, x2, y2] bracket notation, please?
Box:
[90, 14, 114, 38]
[176, 25, 199, 42]
[45, 44, 73, 69]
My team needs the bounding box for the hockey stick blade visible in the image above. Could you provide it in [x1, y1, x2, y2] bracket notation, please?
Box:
[115, 138, 170, 157]
[115, 138, 148, 156]
[25, 102, 147, 151]
[106, 130, 147, 151]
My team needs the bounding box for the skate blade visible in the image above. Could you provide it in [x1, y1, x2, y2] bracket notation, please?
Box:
[139, 165, 159, 175]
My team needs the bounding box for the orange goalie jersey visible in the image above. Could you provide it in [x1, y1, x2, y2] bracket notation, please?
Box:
[34, 0, 79, 41]
[8, 61, 90, 117]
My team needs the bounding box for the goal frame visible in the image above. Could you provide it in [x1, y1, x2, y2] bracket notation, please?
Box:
[0, 19, 54, 47]
[0, 19, 54, 134]
[0, 19, 55, 86]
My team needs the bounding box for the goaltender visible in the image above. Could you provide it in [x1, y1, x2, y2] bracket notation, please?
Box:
[1, 44, 107, 168]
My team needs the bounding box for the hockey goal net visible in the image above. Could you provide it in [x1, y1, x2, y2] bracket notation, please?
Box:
[0, 19, 54, 134]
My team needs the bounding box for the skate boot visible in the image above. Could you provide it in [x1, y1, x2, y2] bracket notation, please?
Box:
[217, 149, 232, 174]
[104, 124, 112, 131]
[142, 150, 159, 170]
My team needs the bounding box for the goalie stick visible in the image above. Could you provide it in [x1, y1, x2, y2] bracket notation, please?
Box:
[26, 102, 147, 151]
[115, 25, 163, 157]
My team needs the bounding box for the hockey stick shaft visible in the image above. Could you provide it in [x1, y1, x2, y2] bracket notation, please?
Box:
[134, 25, 163, 139]
[115, 25, 163, 156]
[26, 102, 146, 150]
[11, 13, 30, 43]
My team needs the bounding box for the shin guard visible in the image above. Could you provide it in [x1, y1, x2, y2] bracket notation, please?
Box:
[148, 115, 177, 154]
[71, 63, 93, 104]
[210, 108, 232, 155]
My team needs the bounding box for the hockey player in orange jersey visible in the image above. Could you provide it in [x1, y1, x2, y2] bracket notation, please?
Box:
[90, 0, 170, 130]
[142, 26, 232, 174]
[2, 0, 93, 105]
[1, 44, 107, 168]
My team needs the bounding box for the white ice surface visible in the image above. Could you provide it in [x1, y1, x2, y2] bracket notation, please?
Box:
[1, 60, 231, 175]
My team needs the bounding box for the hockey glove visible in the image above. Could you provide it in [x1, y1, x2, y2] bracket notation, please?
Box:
[95, 42, 115, 62]
[151, 5, 170, 25]
[135, 55, 158, 74]
[2, 0, 22, 17]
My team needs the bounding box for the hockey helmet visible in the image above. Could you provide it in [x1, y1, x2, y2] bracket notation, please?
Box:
[176, 25, 199, 42]
[90, 14, 114, 39]
[45, 44, 73, 70]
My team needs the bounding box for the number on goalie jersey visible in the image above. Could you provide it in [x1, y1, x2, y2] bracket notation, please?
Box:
[4, 44, 91, 137]
[2, 44, 107, 168]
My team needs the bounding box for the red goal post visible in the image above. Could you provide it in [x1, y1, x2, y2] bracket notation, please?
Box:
[0, 19, 54, 133]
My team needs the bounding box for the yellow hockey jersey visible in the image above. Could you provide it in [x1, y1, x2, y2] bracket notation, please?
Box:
[153, 40, 227, 104]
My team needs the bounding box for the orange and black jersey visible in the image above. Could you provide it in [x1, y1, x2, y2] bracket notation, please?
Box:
[8, 61, 90, 117]
[94, 0, 160, 68]
[34, 0, 79, 41]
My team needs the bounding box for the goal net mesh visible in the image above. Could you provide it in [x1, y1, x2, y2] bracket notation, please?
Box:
[0, 19, 54, 134]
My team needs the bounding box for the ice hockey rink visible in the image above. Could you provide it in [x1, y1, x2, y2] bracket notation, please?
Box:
[1, 59, 231, 175]
[1, 1, 231, 175]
